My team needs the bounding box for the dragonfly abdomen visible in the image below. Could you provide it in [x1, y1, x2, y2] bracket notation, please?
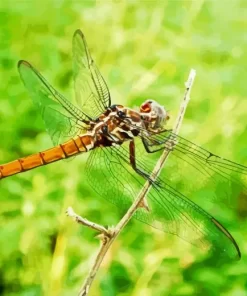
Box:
[0, 135, 94, 179]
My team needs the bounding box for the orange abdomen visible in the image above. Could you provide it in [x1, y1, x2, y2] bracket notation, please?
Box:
[0, 135, 94, 179]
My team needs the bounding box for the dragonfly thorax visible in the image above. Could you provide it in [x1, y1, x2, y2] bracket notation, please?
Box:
[92, 105, 143, 147]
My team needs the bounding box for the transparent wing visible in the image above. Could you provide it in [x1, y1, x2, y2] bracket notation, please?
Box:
[144, 130, 247, 175]
[73, 29, 111, 119]
[86, 146, 139, 212]
[86, 142, 240, 260]
[18, 60, 90, 145]
[142, 129, 247, 207]
[146, 182, 240, 260]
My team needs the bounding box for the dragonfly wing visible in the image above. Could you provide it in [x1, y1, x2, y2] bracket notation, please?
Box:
[72, 29, 111, 119]
[86, 145, 141, 212]
[142, 182, 241, 260]
[143, 129, 247, 207]
[18, 60, 89, 145]
[86, 142, 240, 260]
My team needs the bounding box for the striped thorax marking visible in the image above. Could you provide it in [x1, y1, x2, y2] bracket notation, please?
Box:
[90, 106, 143, 146]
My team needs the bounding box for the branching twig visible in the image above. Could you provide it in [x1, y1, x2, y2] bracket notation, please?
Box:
[66, 207, 111, 237]
[67, 69, 196, 296]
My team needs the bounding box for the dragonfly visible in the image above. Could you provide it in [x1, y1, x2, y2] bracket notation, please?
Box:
[1, 29, 246, 260]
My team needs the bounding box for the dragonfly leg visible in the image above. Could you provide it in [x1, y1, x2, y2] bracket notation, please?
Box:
[142, 137, 169, 153]
[142, 138, 159, 153]
[128, 140, 150, 211]
[129, 140, 154, 183]
[142, 129, 176, 154]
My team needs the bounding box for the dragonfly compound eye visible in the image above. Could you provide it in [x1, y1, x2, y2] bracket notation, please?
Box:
[140, 102, 152, 113]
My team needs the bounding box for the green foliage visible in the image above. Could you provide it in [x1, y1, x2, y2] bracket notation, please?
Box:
[0, 1, 247, 295]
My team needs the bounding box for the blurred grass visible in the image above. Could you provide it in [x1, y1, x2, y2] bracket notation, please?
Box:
[0, 1, 247, 296]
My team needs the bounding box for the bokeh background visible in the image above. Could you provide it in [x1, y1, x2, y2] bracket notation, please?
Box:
[0, 1, 247, 295]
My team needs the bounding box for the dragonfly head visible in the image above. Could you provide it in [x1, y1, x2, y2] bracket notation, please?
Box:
[140, 100, 169, 129]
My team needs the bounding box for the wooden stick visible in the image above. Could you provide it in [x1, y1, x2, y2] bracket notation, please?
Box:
[66, 207, 111, 237]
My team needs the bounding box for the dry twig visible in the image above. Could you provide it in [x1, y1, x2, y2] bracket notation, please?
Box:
[67, 69, 196, 296]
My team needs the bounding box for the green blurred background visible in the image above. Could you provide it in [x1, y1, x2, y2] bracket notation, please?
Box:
[0, 1, 247, 295]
